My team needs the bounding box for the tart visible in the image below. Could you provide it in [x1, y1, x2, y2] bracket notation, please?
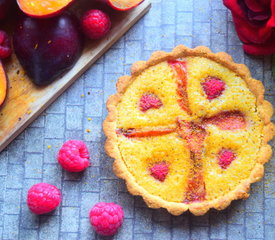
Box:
[103, 45, 275, 216]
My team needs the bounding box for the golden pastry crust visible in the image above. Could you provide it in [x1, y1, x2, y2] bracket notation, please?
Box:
[103, 45, 275, 216]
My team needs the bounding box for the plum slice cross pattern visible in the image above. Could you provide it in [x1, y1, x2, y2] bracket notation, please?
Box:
[117, 60, 247, 203]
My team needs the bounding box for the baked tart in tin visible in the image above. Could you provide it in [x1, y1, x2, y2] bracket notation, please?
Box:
[104, 45, 275, 215]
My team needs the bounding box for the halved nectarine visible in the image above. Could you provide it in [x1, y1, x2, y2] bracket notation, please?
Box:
[17, 0, 74, 18]
[101, 0, 144, 11]
[0, 61, 7, 106]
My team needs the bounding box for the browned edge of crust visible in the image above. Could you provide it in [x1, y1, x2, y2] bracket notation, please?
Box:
[103, 45, 275, 216]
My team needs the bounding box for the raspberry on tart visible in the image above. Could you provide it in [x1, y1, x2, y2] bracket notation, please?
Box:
[139, 93, 163, 112]
[202, 76, 225, 100]
[149, 162, 169, 182]
[104, 45, 275, 216]
[218, 149, 236, 169]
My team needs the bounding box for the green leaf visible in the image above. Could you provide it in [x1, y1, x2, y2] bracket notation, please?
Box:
[272, 54, 275, 81]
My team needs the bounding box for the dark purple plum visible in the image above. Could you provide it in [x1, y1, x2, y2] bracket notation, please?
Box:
[13, 12, 83, 86]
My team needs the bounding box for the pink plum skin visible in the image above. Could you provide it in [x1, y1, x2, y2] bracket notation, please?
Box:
[99, 0, 144, 11]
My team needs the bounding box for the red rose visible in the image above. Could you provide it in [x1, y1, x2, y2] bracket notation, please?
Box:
[224, 0, 275, 55]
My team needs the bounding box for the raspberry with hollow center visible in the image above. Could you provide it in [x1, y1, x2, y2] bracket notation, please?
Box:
[139, 93, 163, 112]
[0, 30, 11, 59]
[149, 162, 169, 182]
[89, 202, 124, 236]
[58, 140, 90, 172]
[202, 76, 225, 100]
[218, 149, 236, 169]
[81, 9, 111, 40]
[27, 183, 61, 214]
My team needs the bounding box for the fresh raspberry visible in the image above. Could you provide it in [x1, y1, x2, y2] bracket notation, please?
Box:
[27, 183, 61, 214]
[81, 9, 111, 40]
[149, 162, 169, 182]
[218, 149, 236, 169]
[0, 30, 11, 59]
[89, 202, 124, 236]
[139, 93, 163, 112]
[58, 140, 90, 172]
[202, 76, 225, 100]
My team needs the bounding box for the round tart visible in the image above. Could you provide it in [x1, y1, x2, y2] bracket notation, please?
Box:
[104, 45, 275, 216]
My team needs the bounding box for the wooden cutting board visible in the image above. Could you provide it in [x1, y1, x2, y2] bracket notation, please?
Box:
[0, 0, 151, 152]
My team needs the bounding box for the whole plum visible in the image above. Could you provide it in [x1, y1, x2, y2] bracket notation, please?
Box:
[13, 12, 83, 86]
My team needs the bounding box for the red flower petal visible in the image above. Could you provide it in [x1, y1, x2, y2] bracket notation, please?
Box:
[243, 33, 275, 55]
[244, 0, 268, 12]
[224, 0, 275, 55]
[267, 2, 275, 27]
[224, 0, 245, 16]
[247, 10, 270, 22]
